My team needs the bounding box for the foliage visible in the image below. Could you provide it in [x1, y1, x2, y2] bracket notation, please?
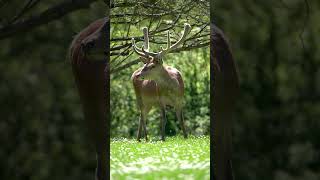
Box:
[0, 1, 107, 179]
[110, 0, 209, 72]
[110, 136, 210, 179]
[214, 0, 320, 179]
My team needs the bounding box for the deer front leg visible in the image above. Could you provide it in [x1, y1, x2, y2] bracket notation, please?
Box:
[176, 109, 187, 138]
[137, 115, 143, 141]
[137, 109, 148, 142]
[160, 107, 167, 141]
[95, 149, 107, 180]
[142, 113, 148, 142]
[94, 118, 108, 180]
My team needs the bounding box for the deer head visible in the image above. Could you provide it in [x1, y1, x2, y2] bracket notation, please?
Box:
[132, 23, 191, 80]
[80, 18, 109, 61]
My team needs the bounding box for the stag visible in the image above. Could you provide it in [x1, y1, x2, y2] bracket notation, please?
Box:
[131, 23, 191, 141]
[211, 23, 239, 180]
[69, 17, 109, 180]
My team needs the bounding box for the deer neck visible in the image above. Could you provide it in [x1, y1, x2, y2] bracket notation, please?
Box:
[153, 66, 173, 87]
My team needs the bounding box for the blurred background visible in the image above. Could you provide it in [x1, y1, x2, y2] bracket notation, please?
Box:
[0, 0, 210, 179]
[214, 0, 320, 180]
[0, 0, 107, 179]
[0, 0, 319, 180]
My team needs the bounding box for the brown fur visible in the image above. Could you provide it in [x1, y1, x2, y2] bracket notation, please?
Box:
[69, 18, 108, 64]
[69, 17, 109, 180]
[211, 23, 239, 180]
[132, 60, 187, 141]
[132, 65, 184, 108]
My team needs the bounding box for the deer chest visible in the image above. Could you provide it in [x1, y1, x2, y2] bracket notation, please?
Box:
[156, 85, 182, 106]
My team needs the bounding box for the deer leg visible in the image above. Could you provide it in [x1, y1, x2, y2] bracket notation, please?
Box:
[94, 118, 108, 180]
[95, 149, 107, 180]
[142, 113, 148, 142]
[137, 113, 143, 141]
[176, 109, 187, 138]
[160, 107, 167, 141]
[137, 109, 148, 142]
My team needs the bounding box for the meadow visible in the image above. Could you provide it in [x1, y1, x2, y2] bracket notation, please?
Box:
[110, 136, 210, 180]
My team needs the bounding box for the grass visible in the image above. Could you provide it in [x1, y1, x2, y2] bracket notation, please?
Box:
[110, 135, 210, 180]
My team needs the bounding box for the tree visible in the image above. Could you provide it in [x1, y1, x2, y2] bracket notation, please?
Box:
[0, 0, 100, 40]
[110, 0, 209, 73]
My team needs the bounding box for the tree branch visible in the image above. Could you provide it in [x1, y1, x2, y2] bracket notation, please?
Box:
[9, 0, 42, 24]
[111, 58, 140, 74]
[0, 0, 98, 40]
[110, 42, 209, 74]
[110, 0, 209, 73]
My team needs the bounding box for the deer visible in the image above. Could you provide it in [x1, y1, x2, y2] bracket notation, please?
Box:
[211, 23, 239, 180]
[69, 17, 109, 180]
[131, 23, 191, 141]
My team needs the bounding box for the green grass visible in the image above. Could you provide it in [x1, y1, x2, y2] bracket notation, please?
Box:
[110, 135, 210, 180]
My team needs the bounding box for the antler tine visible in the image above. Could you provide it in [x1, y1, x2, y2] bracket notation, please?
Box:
[131, 38, 149, 58]
[142, 27, 149, 51]
[160, 30, 171, 52]
[142, 46, 158, 56]
[167, 30, 171, 49]
[161, 23, 191, 55]
[141, 27, 158, 57]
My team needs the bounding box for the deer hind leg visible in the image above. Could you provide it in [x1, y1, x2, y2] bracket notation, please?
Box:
[176, 109, 188, 138]
[160, 106, 167, 141]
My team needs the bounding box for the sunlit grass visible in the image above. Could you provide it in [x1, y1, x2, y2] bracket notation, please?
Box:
[110, 135, 210, 180]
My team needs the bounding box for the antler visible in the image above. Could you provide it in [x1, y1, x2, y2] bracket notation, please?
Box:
[132, 23, 192, 60]
[160, 23, 191, 55]
[132, 38, 148, 58]
[141, 27, 157, 57]
[142, 27, 149, 51]
[132, 27, 154, 60]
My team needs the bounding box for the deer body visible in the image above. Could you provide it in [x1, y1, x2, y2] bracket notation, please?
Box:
[131, 24, 191, 141]
[211, 23, 239, 180]
[133, 65, 184, 104]
[69, 18, 109, 180]
[132, 65, 184, 108]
